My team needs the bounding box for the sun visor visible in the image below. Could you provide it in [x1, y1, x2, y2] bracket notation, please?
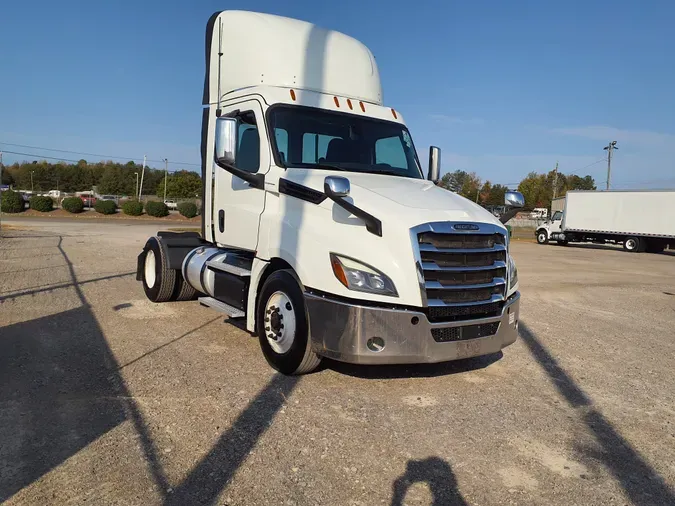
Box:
[203, 11, 383, 106]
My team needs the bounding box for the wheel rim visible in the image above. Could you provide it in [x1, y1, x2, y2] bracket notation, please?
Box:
[538, 233, 546, 243]
[264, 291, 296, 354]
[626, 239, 637, 250]
[145, 250, 157, 288]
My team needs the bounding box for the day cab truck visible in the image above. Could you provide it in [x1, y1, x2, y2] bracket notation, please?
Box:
[536, 190, 675, 253]
[137, 11, 525, 374]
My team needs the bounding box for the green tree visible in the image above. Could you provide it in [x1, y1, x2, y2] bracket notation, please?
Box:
[156, 170, 202, 199]
[567, 174, 596, 191]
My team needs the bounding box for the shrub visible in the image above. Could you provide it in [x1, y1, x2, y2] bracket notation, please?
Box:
[177, 201, 198, 219]
[1, 190, 25, 213]
[94, 199, 117, 215]
[30, 196, 54, 212]
[61, 196, 84, 213]
[145, 200, 169, 217]
[122, 200, 144, 216]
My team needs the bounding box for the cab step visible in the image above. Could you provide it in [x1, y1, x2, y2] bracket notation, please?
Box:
[198, 296, 245, 318]
[206, 259, 251, 277]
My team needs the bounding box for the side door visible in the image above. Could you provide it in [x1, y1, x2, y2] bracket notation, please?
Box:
[214, 100, 269, 251]
[550, 211, 563, 233]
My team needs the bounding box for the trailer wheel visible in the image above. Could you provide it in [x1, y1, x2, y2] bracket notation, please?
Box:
[142, 237, 176, 302]
[256, 269, 321, 375]
[623, 236, 643, 253]
[536, 230, 549, 245]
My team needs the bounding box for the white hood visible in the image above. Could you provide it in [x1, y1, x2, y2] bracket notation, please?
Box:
[284, 169, 504, 229]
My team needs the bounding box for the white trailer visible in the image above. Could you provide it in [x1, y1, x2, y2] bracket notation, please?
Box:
[136, 11, 524, 374]
[536, 190, 675, 253]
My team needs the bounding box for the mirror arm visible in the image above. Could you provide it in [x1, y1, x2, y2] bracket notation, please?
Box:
[324, 185, 382, 237]
[499, 209, 520, 224]
[215, 159, 265, 189]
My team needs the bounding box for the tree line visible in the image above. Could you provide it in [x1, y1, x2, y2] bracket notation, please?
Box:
[1, 159, 202, 199]
[438, 169, 596, 209]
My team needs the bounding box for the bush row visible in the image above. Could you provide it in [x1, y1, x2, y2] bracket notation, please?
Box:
[1, 191, 200, 219]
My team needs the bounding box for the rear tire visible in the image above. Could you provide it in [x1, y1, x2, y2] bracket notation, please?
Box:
[256, 269, 321, 375]
[536, 230, 549, 245]
[623, 236, 643, 253]
[142, 237, 176, 302]
[173, 276, 198, 301]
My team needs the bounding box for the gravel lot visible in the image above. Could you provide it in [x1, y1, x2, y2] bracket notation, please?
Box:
[1, 219, 674, 505]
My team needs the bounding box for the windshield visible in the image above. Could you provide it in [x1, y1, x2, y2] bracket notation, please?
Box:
[268, 105, 423, 179]
[551, 211, 563, 221]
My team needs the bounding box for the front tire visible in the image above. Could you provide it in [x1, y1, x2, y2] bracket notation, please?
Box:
[536, 230, 549, 245]
[142, 237, 176, 302]
[256, 270, 321, 375]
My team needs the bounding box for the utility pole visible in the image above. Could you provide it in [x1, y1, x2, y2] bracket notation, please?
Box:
[138, 155, 146, 200]
[1, 151, 3, 233]
[163, 158, 168, 202]
[552, 161, 559, 200]
[603, 141, 618, 190]
[31, 171, 34, 193]
[134, 172, 139, 200]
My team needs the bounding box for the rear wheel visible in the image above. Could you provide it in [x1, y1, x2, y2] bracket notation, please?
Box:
[142, 237, 176, 302]
[536, 230, 549, 245]
[623, 236, 643, 253]
[256, 270, 321, 375]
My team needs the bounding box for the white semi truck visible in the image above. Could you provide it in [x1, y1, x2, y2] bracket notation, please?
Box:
[536, 190, 675, 253]
[137, 11, 524, 374]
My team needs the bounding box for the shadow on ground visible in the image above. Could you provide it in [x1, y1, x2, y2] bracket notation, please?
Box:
[519, 321, 675, 506]
[391, 457, 468, 506]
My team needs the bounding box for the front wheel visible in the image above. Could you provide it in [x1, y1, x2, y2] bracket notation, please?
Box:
[536, 230, 549, 245]
[256, 270, 321, 375]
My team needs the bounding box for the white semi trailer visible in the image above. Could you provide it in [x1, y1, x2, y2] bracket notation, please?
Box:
[137, 11, 524, 374]
[536, 190, 675, 253]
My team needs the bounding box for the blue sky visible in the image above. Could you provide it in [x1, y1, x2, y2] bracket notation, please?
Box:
[1, 0, 673, 188]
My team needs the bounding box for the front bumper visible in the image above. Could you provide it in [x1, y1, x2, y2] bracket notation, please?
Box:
[305, 292, 520, 365]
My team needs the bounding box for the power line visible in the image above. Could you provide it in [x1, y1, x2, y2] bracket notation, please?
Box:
[0, 141, 200, 167]
[0, 149, 192, 173]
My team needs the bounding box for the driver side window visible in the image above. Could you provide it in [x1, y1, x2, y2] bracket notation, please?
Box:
[234, 111, 260, 173]
[552, 211, 562, 221]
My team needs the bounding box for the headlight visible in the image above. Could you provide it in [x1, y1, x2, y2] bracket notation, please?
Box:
[330, 253, 398, 297]
[508, 255, 518, 290]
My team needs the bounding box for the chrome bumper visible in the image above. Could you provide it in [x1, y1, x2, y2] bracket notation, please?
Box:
[305, 292, 520, 365]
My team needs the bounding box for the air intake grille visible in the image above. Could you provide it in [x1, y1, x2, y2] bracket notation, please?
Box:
[416, 225, 508, 321]
[431, 322, 500, 343]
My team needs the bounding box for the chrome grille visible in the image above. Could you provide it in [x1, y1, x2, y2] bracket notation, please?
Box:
[413, 222, 508, 322]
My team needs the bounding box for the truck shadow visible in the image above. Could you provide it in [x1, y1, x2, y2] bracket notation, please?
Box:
[558, 243, 675, 256]
[0, 235, 171, 502]
[518, 321, 675, 505]
[391, 457, 468, 506]
[325, 352, 502, 379]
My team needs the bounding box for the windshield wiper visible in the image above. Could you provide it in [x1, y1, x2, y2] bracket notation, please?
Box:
[312, 163, 347, 171]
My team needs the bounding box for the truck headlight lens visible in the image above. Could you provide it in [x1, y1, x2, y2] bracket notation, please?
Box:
[508, 255, 518, 290]
[330, 253, 398, 297]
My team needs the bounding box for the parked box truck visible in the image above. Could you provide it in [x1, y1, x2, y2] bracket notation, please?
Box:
[136, 11, 524, 374]
[536, 190, 675, 253]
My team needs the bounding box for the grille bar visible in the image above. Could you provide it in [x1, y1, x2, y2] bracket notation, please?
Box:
[421, 260, 506, 272]
[419, 244, 506, 254]
[424, 278, 506, 291]
[427, 294, 505, 307]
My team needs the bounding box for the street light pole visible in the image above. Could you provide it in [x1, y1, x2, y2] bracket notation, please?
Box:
[603, 141, 618, 190]
[163, 158, 168, 202]
[138, 155, 146, 200]
[134, 172, 139, 200]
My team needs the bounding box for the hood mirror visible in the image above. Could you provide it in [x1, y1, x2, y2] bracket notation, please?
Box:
[504, 191, 524, 208]
[428, 146, 440, 183]
[324, 176, 350, 197]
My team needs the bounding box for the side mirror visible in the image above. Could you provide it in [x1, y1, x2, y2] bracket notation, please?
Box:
[427, 146, 440, 183]
[504, 191, 524, 208]
[215, 116, 237, 166]
[324, 176, 350, 198]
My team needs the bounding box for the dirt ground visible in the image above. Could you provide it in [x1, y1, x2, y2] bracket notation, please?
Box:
[1, 219, 674, 505]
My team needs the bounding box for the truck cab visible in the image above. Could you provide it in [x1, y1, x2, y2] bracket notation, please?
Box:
[536, 211, 565, 245]
[137, 11, 524, 374]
